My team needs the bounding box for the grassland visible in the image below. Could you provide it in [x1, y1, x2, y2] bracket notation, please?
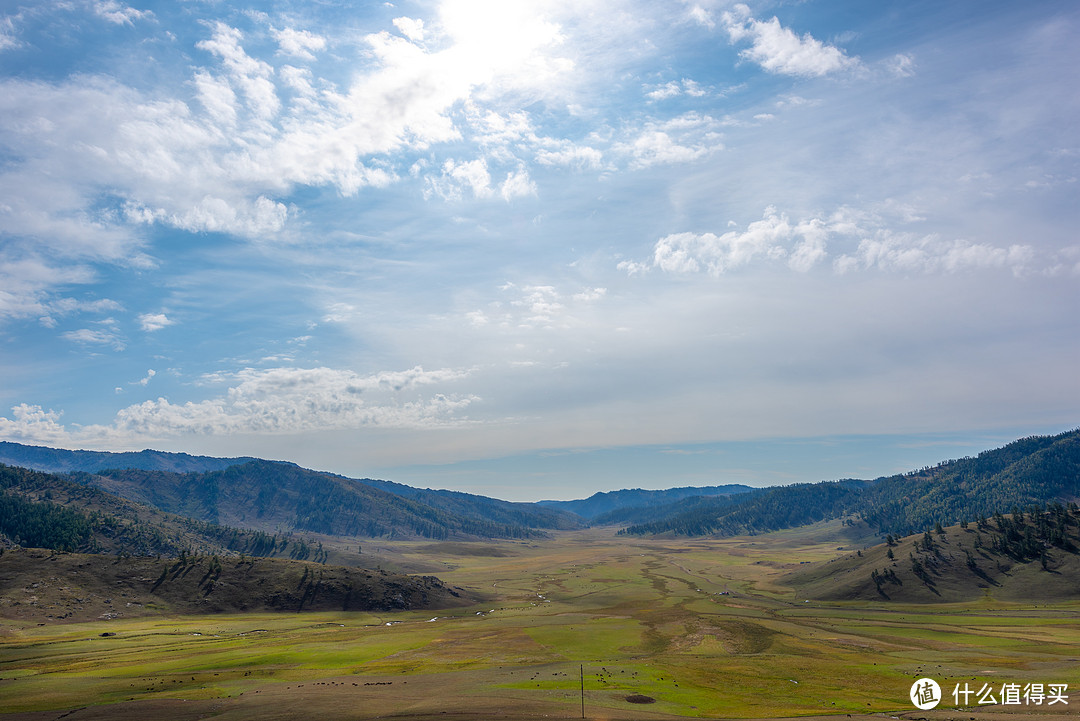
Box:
[1, 523, 1078, 720]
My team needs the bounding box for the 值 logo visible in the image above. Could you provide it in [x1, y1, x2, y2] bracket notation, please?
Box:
[910, 678, 941, 710]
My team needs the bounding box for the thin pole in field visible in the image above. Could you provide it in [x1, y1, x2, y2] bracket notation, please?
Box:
[580, 664, 585, 719]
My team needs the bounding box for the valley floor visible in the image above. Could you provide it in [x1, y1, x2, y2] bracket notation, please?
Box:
[1, 524, 1078, 720]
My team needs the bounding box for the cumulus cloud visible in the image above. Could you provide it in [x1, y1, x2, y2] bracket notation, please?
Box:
[645, 78, 707, 101]
[93, 1, 153, 26]
[468, 282, 608, 330]
[652, 210, 800, 275]
[392, 16, 425, 42]
[0, 366, 477, 446]
[535, 141, 603, 169]
[0, 405, 71, 446]
[427, 158, 494, 200]
[138, 312, 173, 332]
[500, 166, 537, 201]
[636, 206, 1037, 278]
[615, 113, 723, 169]
[688, 5, 715, 30]
[0, 1, 573, 288]
[834, 235, 1035, 276]
[271, 26, 326, 61]
[196, 22, 279, 120]
[722, 4, 859, 77]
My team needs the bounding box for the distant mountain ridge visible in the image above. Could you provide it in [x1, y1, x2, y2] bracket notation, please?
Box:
[4, 429, 1079, 542]
[537, 484, 755, 520]
[0, 441, 257, 474]
[0, 443, 583, 539]
[621, 429, 1080, 537]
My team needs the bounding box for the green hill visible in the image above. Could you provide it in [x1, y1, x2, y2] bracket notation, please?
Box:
[783, 503, 1080, 602]
[83, 461, 580, 539]
[620, 428, 1080, 537]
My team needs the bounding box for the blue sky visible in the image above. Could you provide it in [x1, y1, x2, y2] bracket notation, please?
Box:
[0, 0, 1077, 501]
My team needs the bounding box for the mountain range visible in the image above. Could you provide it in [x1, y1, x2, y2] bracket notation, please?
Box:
[1, 429, 1079, 553]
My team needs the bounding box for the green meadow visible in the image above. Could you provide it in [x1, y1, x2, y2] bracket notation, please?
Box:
[2, 525, 1078, 720]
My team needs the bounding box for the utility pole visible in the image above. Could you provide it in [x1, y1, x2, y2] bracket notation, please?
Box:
[580, 664, 585, 719]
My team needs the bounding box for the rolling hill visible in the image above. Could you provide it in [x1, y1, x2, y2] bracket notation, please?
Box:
[619, 428, 1080, 537]
[783, 503, 1080, 602]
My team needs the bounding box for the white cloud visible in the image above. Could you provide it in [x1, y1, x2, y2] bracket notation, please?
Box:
[196, 22, 279, 120]
[0, 1, 582, 295]
[138, 312, 173, 332]
[94, 1, 153, 26]
[61, 325, 125, 351]
[887, 53, 916, 78]
[623, 131, 707, 168]
[500, 166, 537, 201]
[572, 287, 606, 302]
[616, 259, 649, 277]
[0, 15, 21, 51]
[646, 78, 707, 100]
[270, 26, 326, 61]
[614, 112, 723, 169]
[392, 16, 425, 43]
[646, 81, 682, 101]
[278, 65, 315, 96]
[322, 302, 357, 324]
[639, 205, 1039, 278]
[0, 366, 477, 446]
[535, 142, 603, 169]
[0, 405, 71, 446]
[722, 4, 859, 77]
[427, 158, 494, 200]
[192, 70, 239, 127]
[135, 369, 156, 386]
[470, 282, 610, 331]
[688, 5, 715, 30]
[168, 195, 290, 235]
[835, 235, 1036, 276]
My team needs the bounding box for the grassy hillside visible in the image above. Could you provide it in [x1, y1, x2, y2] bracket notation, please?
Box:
[784, 503, 1080, 602]
[620, 428, 1080, 537]
[0, 547, 470, 623]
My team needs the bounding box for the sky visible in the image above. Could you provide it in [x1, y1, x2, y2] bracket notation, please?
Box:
[0, 0, 1077, 501]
